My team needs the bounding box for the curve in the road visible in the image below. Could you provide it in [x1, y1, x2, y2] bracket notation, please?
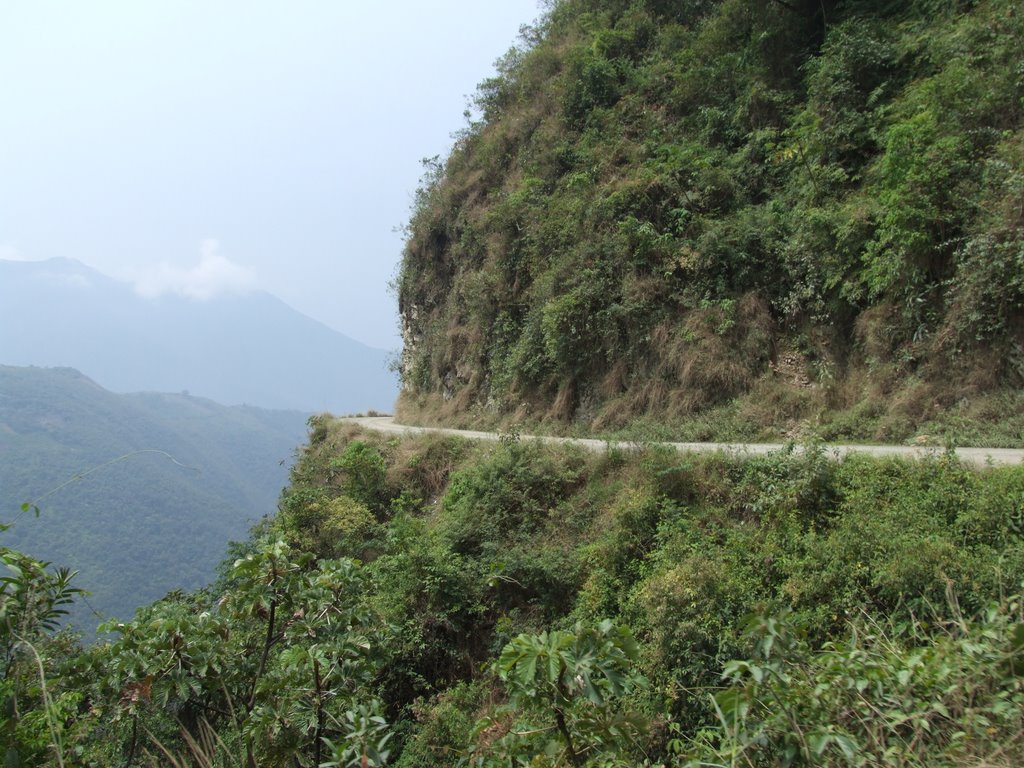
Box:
[343, 416, 1023, 468]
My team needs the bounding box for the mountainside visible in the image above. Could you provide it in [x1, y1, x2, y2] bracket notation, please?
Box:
[9, 419, 1020, 765]
[0, 257, 398, 414]
[397, 0, 1024, 445]
[7, 3, 1024, 764]
[0, 365, 309, 631]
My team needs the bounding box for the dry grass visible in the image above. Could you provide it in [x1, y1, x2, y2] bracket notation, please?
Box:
[598, 359, 628, 399]
[737, 376, 823, 436]
[395, 284, 1024, 447]
[386, 432, 470, 502]
[547, 380, 577, 421]
[854, 302, 902, 368]
[617, 292, 778, 423]
[143, 719, 240, 768]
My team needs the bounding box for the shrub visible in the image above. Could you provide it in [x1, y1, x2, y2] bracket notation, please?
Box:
[685, 595, 1024, 767]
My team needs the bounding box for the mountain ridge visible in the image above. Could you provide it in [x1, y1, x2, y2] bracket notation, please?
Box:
[0, 363, 311, 632]
[0, 257, 398, 414]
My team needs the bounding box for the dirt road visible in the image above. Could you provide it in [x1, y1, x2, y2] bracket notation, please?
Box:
[343, 416, 1023, 468]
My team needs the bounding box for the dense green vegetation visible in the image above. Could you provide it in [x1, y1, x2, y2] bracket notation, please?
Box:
[397, 0, 1024, 444]
[5, 420, 1023, 765]
[0, 365, 308, 631]
[6, 1, 1024, 764]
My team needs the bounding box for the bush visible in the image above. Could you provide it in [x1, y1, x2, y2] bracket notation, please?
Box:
[438, 441, 583, 555]
[685, 595, 1024, 767]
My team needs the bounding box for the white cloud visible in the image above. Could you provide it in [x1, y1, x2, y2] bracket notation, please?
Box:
[134, 239, 257, 301]
[0, 243, 30, 261]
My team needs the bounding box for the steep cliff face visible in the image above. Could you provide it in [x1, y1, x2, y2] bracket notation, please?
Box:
[398, 0, 1024, 442]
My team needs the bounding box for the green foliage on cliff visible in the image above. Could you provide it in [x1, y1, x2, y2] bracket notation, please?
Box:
[3, 420, 1024, 764]
[397, 0, 1024, 442]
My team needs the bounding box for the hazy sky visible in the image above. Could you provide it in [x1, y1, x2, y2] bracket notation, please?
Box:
[0, 1, 541, 349]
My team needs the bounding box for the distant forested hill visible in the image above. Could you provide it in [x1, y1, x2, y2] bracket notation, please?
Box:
[398, 0, 1024, 445]
[0, 257, 398, 414]
[0, 365, 309, 632]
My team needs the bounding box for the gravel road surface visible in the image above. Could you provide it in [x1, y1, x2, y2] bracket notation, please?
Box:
[343, 416, 1023, 468]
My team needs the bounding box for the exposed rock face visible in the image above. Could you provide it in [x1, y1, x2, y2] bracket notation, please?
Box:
[400, 303, 421, 385]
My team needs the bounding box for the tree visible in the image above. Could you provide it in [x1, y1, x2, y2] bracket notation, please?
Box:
[472, 621, 648, 767]
[1, 511, 83, 767]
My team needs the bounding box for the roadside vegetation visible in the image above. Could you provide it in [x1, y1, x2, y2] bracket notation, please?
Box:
[4, 418, 1023, 765]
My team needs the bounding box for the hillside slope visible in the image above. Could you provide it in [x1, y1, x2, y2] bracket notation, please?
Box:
[4, 423, 1023, 764]
[397, 0, 1024, 444]
[0, 365, 309, 631]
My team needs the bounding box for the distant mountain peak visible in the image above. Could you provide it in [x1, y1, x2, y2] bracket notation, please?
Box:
[0, 255, 88, 269]
[0, 256, 114, 286]
[0, 258, 398, 413]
